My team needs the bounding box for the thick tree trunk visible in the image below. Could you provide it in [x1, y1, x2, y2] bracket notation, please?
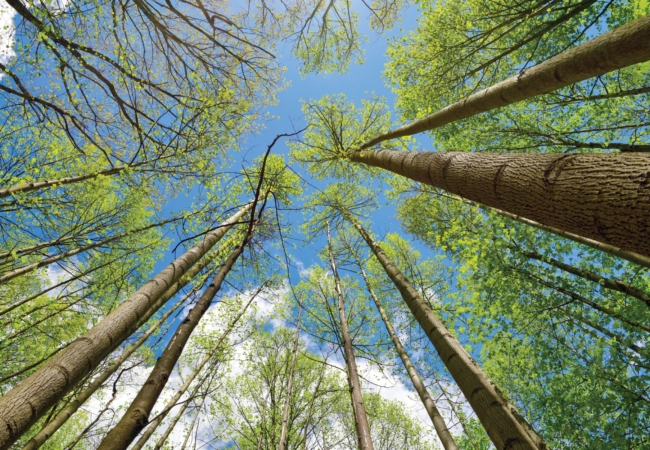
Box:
[97, 223, 256, 450]
[348, 217, 546, 450]
[20, 236, 235, 450]
[279, 295, 304, 450]
[358, 265, 458, 450]
[0, 216, 178, 284]
[131, 284, 263, 450]
[351, 150, 650, 259]
[522, 250, 650, 308]
[0, 203, 250, 450]
[327, 224, 374, 450]
[359, 15, 650, 148]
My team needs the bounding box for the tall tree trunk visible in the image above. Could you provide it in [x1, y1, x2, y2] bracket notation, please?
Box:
[521, 250, 650, 308]
[348, 216, 546, 450]
[279, 295, 304, 450]
[131, 284, 264, 450]
[326, 223, 374, 450]
[0, 203, 251, 450]
[97, 220, 257, 450]
[357, 264, 458, 450]
[179, 393, 206, 450]
[359, 15, 650, 149]
[20, 236, 236, 450]
[350, 150, 650, 259]
[0, 216, 179, 284]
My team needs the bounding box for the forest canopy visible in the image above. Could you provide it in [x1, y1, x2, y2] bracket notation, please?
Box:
[0, 0, 648, 449]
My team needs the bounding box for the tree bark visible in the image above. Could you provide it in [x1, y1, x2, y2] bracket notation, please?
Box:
[358, 264, 458, 450]
[359, 15, 650, 148]
[97, 221, 256, 450]
[522, 250, 650, 308]
[131, 284, 263, 450]
[348, 216, 546, 450]
[350, 150, 650, 259]
[279, 295, 304, 450]
[20, 236, 235, 450]
[0, 203, 250, 450]
[327, 223, 374, 450]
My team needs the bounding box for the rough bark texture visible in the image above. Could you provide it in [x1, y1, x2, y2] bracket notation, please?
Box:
[21, 238, 234, 450]
[97, 226, 254, 450]
[327, 224, 374, 450]
[349, 217, 546, 450]
[131, 284, 262, 450]
[0, 204, 250, 450]
[358, 266, 458, 450]
[359, 15, 650, 148]
[523, 250, 650, 309]
[351, 150, 650, 259]
[278, 296, 304, 450]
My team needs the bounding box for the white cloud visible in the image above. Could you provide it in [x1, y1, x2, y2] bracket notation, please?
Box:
[0, 2, 16, 68]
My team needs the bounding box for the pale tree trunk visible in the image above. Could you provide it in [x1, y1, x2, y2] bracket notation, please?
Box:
[348, 216, 546, 450]
[278, 295, 304, 450]
[359, 15, 650, 149]
[326, 223, 374, 450]
[521, 250, 650, 308]
[0, 203, 251, 450]
[97, 221, 257, 450]
[301, 353, 329, 450]
[350, 150, 650, 259]
[436, 192, 650, 268]
[0, 216, 179, 284]
[0, 154, 174, 198]
[357, 264, 458, 450]
[131, 284, 264, 450]
[179, 395, 205, 450]
[20, 236, 236, 450]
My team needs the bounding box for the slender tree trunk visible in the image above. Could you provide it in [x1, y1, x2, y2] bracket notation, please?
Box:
[0, 155, 174, 198]
[0, 216, 179, 284]
[97, 221, 257, 450]
[527, 272, 650, 333]
[357, 264, 458, 450]
[326, 223, 374, 450]
[131, 284, 263, 450]
[301, 354, 328, 450]
[348, 216, 546, 450]
[278, 295, 304, 450]
[435, 379, 480, 450]
[359, 15, 650, 149]
[351, 150, 650, 259]
[150, 372, 208, 450]
[0, 203, 251, 450]
[522, 250, 650, 308]
[179, 393, 205, 450]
